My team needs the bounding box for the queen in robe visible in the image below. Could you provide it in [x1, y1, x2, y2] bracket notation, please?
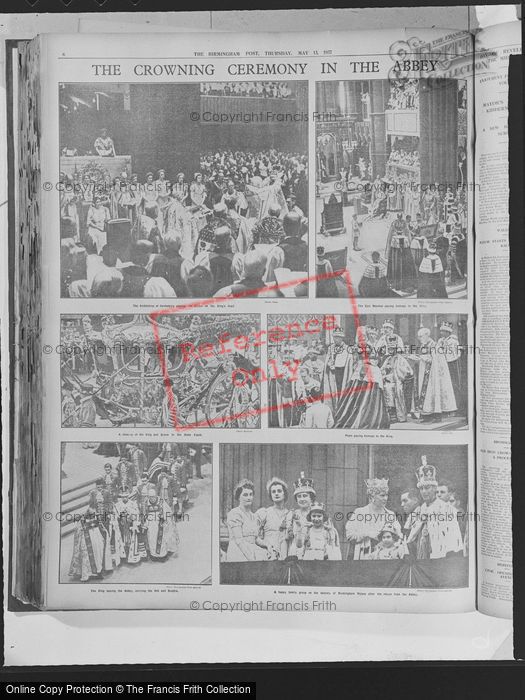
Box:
[345, 478, 402, 560]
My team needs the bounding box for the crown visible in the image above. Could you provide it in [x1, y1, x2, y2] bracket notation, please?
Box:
[440, 321, 453, 332]
[382, 319, 394, 329]
[307, 501, 328, 522]
[266, 476, 288, 494]
[309, 501, 326, 513]
[365, 477, 389, 493]
[293, 471, 316, 496]
[333, 326, 345, 337]
[378, 522, 400, 540]
[415, 455, 438, 487]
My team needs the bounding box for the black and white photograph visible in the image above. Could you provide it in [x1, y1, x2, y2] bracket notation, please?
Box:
[315, 78, 468, 299]
[267, 313, 468, 430]
[60, 442, 212, 584]
[59, 81, 309, 299]
[60, 313, 261, 428]
[220, 443, 469, 588]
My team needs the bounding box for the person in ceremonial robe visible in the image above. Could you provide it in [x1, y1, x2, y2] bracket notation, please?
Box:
[115, 456, 138, 495]
[321, 325, 354, 416]
[284, 473, 317, 559]
[410, 326, 457, 422]
[435, 228, 450, 276]
[333, 334, 390, 430]
[251, 206, 284, 245]
[225, 479, 266, 562]
[190, 172, 208, 208]
[100, 462, 121, 501]
[85, 197, 110, 255]
[375, 319, 404, 357]
[154, 169, 170, 208]
[421, 186, 438, 224]
[170, 454, 190, 517]
[140, 172, 158, 212]
[417, 242, 448, 298]
[436, 320, 462, 412]
[68, 502, 113, 581]
[386, 214, 416, 293]
[345, 478, 402, 560]
[379, 334, 413, 424]
[94, 128, 116, 157]
[120, 174, 141, 225]
[303, 502, 342, 561]
[255, 477, 289, 560]
[126, 443, 147, 480]
[358, 251, 389, 298]
[144, 487, 179, 560]
[114, 490, 141, 565]
[223, 195, 253, 254]
[268, 345, 295, 428]
[172, 172, 189, 205]
[407, 458, 463, 559]
[400, 489, 421, 557]
[409, 218, 429, 271]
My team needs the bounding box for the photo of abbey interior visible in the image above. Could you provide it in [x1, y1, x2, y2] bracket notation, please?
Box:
[315, 79, 468, 300]
[59, 81, 309, 299]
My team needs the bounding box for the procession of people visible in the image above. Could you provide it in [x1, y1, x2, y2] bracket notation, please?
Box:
[68, 443, 209, 582]
[268, 318, 466, 430]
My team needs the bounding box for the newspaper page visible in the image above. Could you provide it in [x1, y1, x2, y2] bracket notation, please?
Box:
[474, 20, 520, 620]
[36, 29, 476, 613]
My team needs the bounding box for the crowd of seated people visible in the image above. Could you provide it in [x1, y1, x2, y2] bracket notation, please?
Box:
[200, 81, 294, 98]
[60, 152, 309, 299]
[387, 148, 420, 168]
[387, 79, 419, 110]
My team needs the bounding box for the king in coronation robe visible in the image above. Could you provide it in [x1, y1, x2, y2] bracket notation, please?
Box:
[406, 457, 464, 559]
[144, 488, 180, 560]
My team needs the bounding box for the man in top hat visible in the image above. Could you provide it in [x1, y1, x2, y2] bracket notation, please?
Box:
[407, 457, 463, 559]
[436, 320, 462, 411]
[322, 325, 354, 415]
[417, 242, 448, 298]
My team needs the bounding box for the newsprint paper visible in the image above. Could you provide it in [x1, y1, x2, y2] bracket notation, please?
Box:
[9, 21, 520, 618]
